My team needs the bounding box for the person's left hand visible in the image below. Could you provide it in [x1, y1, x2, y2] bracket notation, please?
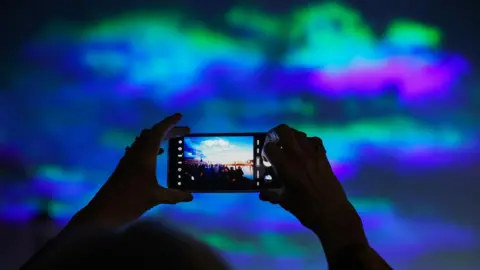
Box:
[73, 113, 193, 228]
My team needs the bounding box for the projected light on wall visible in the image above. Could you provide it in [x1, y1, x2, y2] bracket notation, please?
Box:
[0, 2, 477, 269]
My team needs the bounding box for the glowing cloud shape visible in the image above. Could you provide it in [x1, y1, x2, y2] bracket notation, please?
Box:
[80, 13, 265, 99]
[185, 137, 253, 164]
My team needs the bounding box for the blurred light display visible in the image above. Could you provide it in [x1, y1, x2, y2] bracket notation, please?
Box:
[1, 2, 479, 269]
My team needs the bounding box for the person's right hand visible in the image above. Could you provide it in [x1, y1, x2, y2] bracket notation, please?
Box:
[260, 124, 392, 269]
[259, 125, 366, 249]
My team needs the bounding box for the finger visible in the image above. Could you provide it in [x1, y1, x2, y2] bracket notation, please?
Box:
[151, 113, 183, 137]
[263, 141, 308, 191]
[292, 130, 316, 157]
[269, 124, 302, 155]
[308, 137, 326, 154]
[166, 189, 194, 203]
[153, 188, 194, 205]
[156, 127, 190, 155]
[262, 143, 288, 170]
[164, 126, 190, 141]
[147, 113, 183, 150]
[291, 127, 307, 138]
[127, 132, 150, 156]
[259, 190, 282, 204]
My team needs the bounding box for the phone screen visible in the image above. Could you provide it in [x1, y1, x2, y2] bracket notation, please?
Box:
[167, 133, 281, 192]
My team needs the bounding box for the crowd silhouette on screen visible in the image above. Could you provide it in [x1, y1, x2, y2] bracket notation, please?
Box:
[183, 160, 254, 188]
[20, 114, 392, 270]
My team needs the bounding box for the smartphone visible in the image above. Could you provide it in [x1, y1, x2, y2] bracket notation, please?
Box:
[167, 132, 281, 192]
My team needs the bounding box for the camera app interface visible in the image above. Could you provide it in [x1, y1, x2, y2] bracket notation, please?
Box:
[171, 134, 277, 191]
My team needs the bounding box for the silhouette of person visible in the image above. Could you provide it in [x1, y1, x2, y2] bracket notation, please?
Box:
[21, 113, 391, 269]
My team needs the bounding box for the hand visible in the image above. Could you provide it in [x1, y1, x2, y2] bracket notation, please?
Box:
[76, 113, 193, 227]
[259, 125, 367, 253]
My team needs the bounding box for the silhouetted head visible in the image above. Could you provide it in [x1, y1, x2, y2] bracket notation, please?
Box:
[37, 219, 230, 270]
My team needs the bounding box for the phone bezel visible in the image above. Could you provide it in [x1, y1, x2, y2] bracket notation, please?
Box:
[167, 132, 279, 193]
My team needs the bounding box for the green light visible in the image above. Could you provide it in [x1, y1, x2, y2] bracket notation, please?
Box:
[385, 20, 442, 48]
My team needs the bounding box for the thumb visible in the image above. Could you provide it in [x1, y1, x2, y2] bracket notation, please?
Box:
[263, 142, 287, 170]
[153, 187, 194, 205]
[259, 189, 283, 204]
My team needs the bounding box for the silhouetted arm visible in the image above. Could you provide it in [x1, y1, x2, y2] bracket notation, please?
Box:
[328, 244, 392, 270]
[20, 207, 111, 270]
[311, 205, 392, 270]
[22, 117, 192, 269]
